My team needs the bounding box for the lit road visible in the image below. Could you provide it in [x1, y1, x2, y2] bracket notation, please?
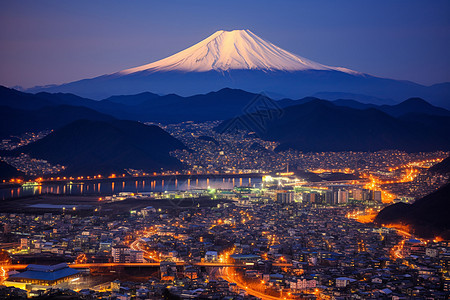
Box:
[219, 267, 290, 300]
[3, 262, 292, 270]
[394, 229, 412, 238]
[2, 264, 28, 270]
[388, 226, 423, 260]
[130, 240, 161, 262]
[70, 262, 292, 268]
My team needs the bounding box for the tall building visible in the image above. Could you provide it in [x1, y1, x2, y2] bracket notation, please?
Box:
[352, 189, 363, 201]
[276, 191, 294, 204]
[373, 190, 382, 202]
[20, 238, 29, 249]
[111, 245, 144, 263]
[2, 222, 11, 234]
[325, 191, 335, 205]
[337, 190, 348, 204]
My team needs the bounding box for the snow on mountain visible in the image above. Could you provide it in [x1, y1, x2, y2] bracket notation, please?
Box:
[119, 29, 359, 75]
[26, 29, 450, 108]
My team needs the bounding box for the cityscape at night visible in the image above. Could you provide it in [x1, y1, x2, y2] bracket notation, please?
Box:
[1, 1, 450, 299]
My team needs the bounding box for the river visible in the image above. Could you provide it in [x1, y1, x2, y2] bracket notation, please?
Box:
[0, 175, 262, 200]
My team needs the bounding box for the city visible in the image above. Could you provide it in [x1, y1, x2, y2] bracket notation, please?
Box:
[1, 1, 450, 299]
[0, 128, 449, 298]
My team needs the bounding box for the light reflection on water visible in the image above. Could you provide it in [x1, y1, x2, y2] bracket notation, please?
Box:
[1, 177, 260, 200]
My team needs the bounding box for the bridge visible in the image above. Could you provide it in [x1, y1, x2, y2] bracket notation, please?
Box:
[4, 261, 293, 270]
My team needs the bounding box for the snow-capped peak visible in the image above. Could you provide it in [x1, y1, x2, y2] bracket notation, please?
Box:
[119, 29, 358, 74]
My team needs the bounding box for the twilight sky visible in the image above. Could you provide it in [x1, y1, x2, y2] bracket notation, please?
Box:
[1, 0, 449, 88]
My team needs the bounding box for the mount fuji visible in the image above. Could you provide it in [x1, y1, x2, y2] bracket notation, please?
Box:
[28, 29, 449, 107]
[119, 29, 358, 75]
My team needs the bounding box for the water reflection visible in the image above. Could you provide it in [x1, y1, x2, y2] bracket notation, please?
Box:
[0, 177, 261, 200]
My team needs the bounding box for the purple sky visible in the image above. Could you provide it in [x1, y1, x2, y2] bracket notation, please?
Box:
[1, 0, 449, 88]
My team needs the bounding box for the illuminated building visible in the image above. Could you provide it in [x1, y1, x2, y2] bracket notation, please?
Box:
[276, 191, 294, 204]
[336, 189, 348, 204]
[402, 239, 425, 257]
[20, 238, 29, 250]
[2, 223, 10, 234]
[4, 263, 79, 291]
[371, 190, 382, 202]
[229, 254, 260, 264]
[425, 247, 438, 258]
[352, 188, 364, 201]
[290, 276, 317, 291]
[325, 191, 334, 205]
[140, 206, 156, 218]
[111, 245, 144, 263]
[204, 251, 218, 262]
[443, 277, 450, 292]
[99, 241, 112, 252]
[184, 266, 198, 280]
[335, 277, 356, 288]
[160, 262, 177, 281]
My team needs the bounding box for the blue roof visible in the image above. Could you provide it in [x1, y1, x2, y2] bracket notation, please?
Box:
[10, 263, 79, 281]
[324, 258, 337, 261]
[336, 277, 356, 282]
[407, 238, 422, 244]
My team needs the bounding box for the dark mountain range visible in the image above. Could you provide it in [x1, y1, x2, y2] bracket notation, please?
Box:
[398, 113, 450, 143]
[27, 69, 450, 109]
[4, 85, 449, 124]
[216, 100, 450, 152]
[0, 160, 25, 181]
[130, 88, 265, 122]
[375, 183, 450, 239]
[378, 98, 450, 117]
[2, 86, 450, 153]
[277, 97, 320, 109]
[0, 86, 133, 118]
[12, 120, 186, 176]
[32, 91, 138, 119]
[331, 99, 378, 110]
[104, 92, 161, 106]
[312, 92, 396, 105]
[429, 156, 450, 175]
[332, 98, 450, 117]
[332, 97, 450, 117]
[2, 85, 283, 123]
[0, 86, 56, 110]
[0, 105, 115, 138]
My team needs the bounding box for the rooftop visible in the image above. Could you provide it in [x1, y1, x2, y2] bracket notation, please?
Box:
[9, 263, 79, 282]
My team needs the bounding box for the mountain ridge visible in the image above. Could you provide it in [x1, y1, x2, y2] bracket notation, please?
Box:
[215, 99, 450, 152]
[0, 104, 116, 138]
[375, 183, 450, 239]
[12, 119, 186, 176]
[2, 85, 450, 127]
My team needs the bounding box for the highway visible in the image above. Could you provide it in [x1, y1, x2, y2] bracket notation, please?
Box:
[219, 267, 293, 300]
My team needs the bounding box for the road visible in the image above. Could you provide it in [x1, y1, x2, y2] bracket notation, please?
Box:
[219, 267, 293, 300]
